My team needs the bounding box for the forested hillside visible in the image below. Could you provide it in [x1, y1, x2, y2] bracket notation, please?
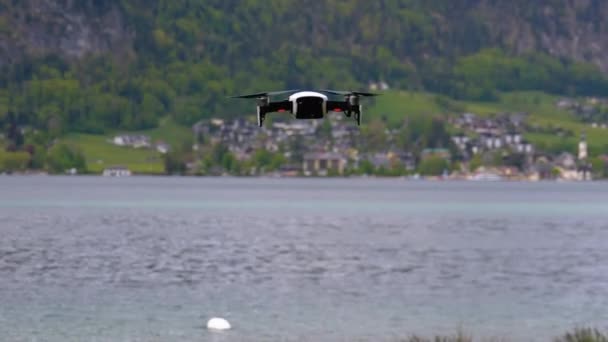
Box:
[2, 0, 608, 136]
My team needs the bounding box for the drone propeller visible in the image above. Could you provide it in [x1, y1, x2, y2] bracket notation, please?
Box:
[320, 90, 377, 126]
[229, 89, 300, 99]
[320, 89, 379, 97]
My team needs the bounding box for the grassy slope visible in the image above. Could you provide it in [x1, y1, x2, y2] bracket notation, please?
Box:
[368, 90, 574, 120]
[368, 91, 444, 123]
[63, 134, 164, 174]
[367, 90, 608, 154]
[129, 117, 192, 148]
[62, 117, 192, 174]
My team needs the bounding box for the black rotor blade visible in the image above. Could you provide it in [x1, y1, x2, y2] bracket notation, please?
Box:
[230, 89, 300, 99]
[320, 89, 351, 96]
[269, 89, 300, 95]
[352, 91, 379, 97]
[230, 92, 270, 99]
[320, 89, 379, 97]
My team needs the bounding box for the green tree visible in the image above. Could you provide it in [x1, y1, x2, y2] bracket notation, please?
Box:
[358, 159, 376, 175]
[0, 150, 30, 172]
[469, 154, 483, 172]
[45, 144, 86, 173]
[591, 156, 607, 178]
[428, 118, 451, 148]
[360, 119, 387, 152]
[250, 149, 285, 173]
[418, 156, 449, 176]
[163, 151, 186, 175]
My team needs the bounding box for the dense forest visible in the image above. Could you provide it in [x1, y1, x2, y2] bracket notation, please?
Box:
[2, 0, 608, 137]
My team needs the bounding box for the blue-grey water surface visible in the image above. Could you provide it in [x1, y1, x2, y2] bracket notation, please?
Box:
[1, 176, 608, 341]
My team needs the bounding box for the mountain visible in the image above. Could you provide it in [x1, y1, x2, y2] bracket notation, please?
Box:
[0, 0, 132, 66]
[4, 1, 608, 69]
[2, 0, 608, 134]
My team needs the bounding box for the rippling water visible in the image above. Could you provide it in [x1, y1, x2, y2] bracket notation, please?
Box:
[1, 177, 608, 341]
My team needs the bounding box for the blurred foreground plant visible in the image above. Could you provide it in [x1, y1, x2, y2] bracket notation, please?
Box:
[555, 328, 608, 342]
[396, 328, 608, 342]
[404, 331, 473, 342]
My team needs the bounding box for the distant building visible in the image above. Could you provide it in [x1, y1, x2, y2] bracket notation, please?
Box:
[278, 164, 301, 177]
[112, 135, 151, 148]
[557, 98, 576, 110]
[368, 81, 390, 91]
[578, 133, 588, 160]
[366, 153, 392, 170]
[303, 152, 347, 176]
[504, 133, 522, 145]
[497, 166, 521, 179]
[532, 157, 555, 180]
[577, 133, 592, 181]
[577, 166, 592, 181]
[102, 166, 132, 177]
[156, 142, 170, 154]
[452, 135, 470, 152]
[515, 142, 534, 154]
[388, 151, 416, 171]
[555, 152, 577, 170]
[557, 167, 583, 181]
[468, 167, 503, 181]
[421, 148, 451, 160]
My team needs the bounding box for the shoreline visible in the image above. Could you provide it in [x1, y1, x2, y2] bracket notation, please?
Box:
[0, 171, 603, 182]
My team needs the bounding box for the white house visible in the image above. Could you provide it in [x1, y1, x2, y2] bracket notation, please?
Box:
[303, 152, 348, 176]
[112, 135, 151, 148]
[102, 166, 132, 177]
[156, 142, 170, 154]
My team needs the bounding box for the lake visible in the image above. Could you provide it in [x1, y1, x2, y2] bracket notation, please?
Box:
[1, 176, 607, 341]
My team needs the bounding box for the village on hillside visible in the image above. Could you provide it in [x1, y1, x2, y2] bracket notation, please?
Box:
[103, 95, 608, 181]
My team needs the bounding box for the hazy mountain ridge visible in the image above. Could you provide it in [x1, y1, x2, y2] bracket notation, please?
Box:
[473, 0, 608, 72]
[0, 0, 132, 66]
[2, 0, 608, 71]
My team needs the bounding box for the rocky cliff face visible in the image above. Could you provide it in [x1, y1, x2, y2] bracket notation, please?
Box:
[3, 0, 608, 72]
[0, 0, 133, 65]
[474, 0, 608, 72]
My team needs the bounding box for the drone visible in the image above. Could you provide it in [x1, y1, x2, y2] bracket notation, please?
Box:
[231, 89, 378, 127]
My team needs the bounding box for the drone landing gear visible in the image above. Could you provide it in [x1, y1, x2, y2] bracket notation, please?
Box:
[257, 106, 266, 127]
[344, 106, 361, 125]
[353, 105, 362, 126]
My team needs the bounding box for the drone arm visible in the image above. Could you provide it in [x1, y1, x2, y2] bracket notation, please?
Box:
[266, 100, 293, 113]
[327, 101, 349, 113]
[328, 100, 362, 125]
[256, 100, 293, 127]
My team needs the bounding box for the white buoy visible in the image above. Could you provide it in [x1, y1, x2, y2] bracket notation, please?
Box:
[207, 317, 231, 331]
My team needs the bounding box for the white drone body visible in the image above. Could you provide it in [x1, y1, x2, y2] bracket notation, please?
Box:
[232, 89, 377, 127]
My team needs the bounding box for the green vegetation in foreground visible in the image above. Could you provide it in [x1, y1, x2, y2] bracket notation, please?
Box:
[555, 328, 608, 342]
[399, 328, 608, 342]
